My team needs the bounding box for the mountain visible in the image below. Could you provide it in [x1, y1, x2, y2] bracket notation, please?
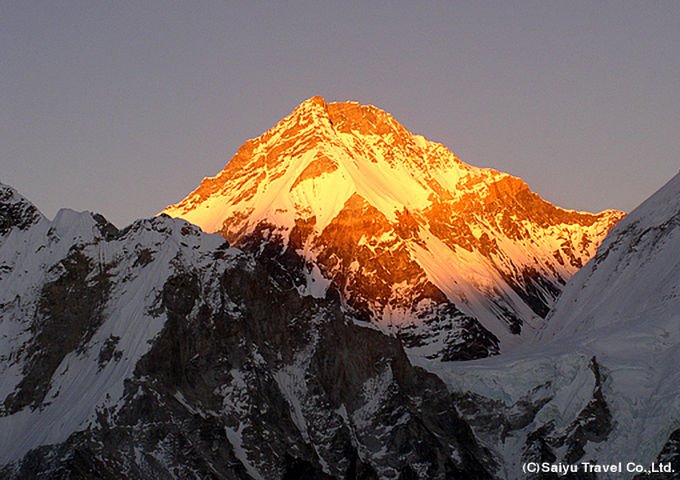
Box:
[1, 124, 676, 478]
[162, 96, 624, 361]
[421, 173, 680, 478]
[0, 183, 494, 479]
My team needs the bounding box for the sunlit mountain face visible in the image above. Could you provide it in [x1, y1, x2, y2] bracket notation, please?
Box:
[163, 96, 624, 361]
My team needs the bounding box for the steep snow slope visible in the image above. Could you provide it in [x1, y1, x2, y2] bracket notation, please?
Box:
[163, 96, 624, 360]
[419, 173, 680, 479]
[541, 172, 680, 339]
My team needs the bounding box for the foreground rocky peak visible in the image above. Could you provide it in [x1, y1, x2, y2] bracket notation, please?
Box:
[0, 183, 44, 241]
[163, 97, 624, 360]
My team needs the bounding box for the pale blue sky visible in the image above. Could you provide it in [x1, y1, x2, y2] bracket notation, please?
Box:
[2, 1, 679, 227]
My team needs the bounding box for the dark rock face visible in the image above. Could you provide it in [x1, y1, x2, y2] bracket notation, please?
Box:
[518, 358, 612, 471]
[90, 257, 491, 478]
[446, 357, 614, 480]
[3, 248, 112, 414]
[0, 183, 43, 238]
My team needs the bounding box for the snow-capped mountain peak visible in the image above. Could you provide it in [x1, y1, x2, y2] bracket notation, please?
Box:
[163, 95, 473, 236]
[162, 97, 624, 360]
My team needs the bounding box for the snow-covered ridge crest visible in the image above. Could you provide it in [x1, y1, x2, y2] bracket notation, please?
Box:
[541, 172, 680, 339]
[0, 182, 45, 247]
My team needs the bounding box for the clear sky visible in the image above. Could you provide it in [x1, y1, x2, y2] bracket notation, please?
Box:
[2, 1, 679, 228]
